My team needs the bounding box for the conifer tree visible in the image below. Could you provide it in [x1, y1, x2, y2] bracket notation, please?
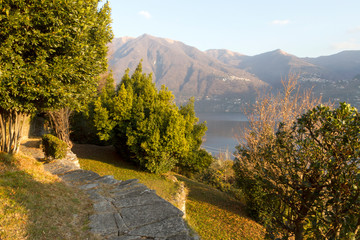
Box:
[90, 62, 212, 174]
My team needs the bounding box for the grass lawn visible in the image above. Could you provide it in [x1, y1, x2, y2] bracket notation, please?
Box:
[73, 143, 265, 239]
[0, 152, 94, 240]
[72, 144, 179, 205]
[176, 174, 265, 240]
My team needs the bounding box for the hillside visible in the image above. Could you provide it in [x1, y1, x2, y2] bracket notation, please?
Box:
[108, 34, 266, 104]
[231, 49, 323, 86]
[108, 34, 360, 111]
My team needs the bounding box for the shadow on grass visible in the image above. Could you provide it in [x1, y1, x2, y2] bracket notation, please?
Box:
[0, 154, 91, 239]
[71, 144, 178, 203]
[72, 143, 139, 172]
[175, 174, 248, 217]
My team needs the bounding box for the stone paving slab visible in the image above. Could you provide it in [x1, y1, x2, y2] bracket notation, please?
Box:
[59, 169, 101, 183]
[119, 202, 183, 229]
[42, 152, 197, 240]
[89, 213, 119, 236]
[126, 217, 188, 238]
[112, 192, 165, 208]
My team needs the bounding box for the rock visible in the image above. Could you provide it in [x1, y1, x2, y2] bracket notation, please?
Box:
[89, 213, 118, 237]
[119, 201, 183, 228]
[79, 182, 99, 190]
[112, 192, 164, 209]
[93, 200, 114, 213]
[42, 154, 196, 240]
[126, 217, 188, 238]
[59, 169, 100, 183]
[94, 175, 121, 185]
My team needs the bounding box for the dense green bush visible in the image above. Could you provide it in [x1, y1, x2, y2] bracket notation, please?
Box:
[41, 134, 68, 159]
[176, 149, 213, 177]
[198, 157, 236, 192]
[235, 103, 360, 239]
[81, 62, 212, 174]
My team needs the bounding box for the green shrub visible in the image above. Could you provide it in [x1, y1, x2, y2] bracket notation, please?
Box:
[41, 134, 68, 159]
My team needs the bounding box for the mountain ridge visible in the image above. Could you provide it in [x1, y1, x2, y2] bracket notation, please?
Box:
[108, 34, 266, 103]
[107, 34, 360, 111]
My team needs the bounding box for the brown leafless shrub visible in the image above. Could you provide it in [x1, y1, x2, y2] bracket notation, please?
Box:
[236, 73, 325, 164]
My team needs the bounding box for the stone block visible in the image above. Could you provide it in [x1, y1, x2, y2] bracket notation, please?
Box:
[89, 213, 118, 236]
[127, 217, 188, 238]
[113, 191, 165, 209]
[120, 202, 183, 228]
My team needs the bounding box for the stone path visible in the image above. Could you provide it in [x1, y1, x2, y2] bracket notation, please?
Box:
[42, 152, 196, 240]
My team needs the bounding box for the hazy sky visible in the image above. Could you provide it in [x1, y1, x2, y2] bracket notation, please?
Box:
[103, 0, 360, 57]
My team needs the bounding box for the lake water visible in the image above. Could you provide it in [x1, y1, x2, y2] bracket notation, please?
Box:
[197, 112, 249, 159]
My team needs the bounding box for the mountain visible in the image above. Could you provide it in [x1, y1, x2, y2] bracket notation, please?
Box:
[305, 50, 360, 80]
[108, 34, 360, 111]
[207, 49, 325, 86]
[107, 34, 266, 104]
[205, 49, 248, 66]
[207, 49, 360, 86]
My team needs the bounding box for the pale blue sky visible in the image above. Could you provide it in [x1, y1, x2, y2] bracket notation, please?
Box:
[103, 0, 360, 57]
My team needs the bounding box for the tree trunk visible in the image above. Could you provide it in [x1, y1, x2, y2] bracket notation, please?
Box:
[0, 109, 28, 154]
[47, 108, 73, 148]
[294, 220, 305, 240]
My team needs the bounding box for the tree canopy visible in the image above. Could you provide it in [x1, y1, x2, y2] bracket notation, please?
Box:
[235, 103, 360, 239]
[0, 0, 113, 153]
[88, 62, 212, 174]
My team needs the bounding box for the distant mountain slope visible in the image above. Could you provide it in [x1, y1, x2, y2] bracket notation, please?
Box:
[207, 49, 360, 86]
[238, 49, 324, 86]
[108, 34, 360, 111]
[205, 49, 248, 67]
[207, 49, 325, 86]
[305, 50, 360, 80]
[107, 34, 266, 102]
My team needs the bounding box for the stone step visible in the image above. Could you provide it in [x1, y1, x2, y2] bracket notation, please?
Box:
[43, 154, 198, 240]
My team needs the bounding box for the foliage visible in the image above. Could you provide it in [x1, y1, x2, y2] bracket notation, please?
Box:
[198, 153, 236, 192]
[86, 62, 211, 174]
[71, 72, 116, 145]
[176, 99, 213, 176]
[234, 75, 324, 239]
[41, 134, 68, 159]
[236, 102, 360, 239]
[0, 0, 113, 153]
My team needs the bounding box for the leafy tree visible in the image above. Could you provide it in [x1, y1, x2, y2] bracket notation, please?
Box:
[113, 63, 189, 173]
[88, 62, 211, 174]
[0, 0, 112, 153]
[71, 72, 117, 145]
[236, 103, 360, 239]
[176, 98, 213, 175]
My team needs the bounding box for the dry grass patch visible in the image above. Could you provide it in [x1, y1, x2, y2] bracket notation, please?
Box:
[0, 152, 95, 240]
[176, 174, 265, 240]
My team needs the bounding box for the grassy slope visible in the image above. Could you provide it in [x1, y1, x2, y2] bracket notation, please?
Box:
[73, 144, 179, 205]
[73, 144, 265, 239]
[0, 153, 94, 240]
[176, 175, 265, 240]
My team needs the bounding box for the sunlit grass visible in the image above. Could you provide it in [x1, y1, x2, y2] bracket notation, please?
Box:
[73, 144, 179, 204]
[73, 144, 265, 239]
[176, 174, 265, 239]
[0, 152, 94, 240]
